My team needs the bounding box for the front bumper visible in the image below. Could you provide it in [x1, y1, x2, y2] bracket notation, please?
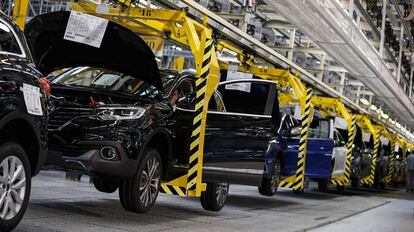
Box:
[47, 141, 138, 177]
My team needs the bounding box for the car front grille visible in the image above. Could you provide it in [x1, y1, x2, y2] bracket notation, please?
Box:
[49, 107, 94, 130]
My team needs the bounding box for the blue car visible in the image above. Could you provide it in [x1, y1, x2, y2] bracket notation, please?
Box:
[267, 111, 347, 192]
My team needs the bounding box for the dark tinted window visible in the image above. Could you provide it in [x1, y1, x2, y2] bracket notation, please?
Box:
[217, 81, 271, 115]
[309, 119, 330, 139]
[52, 67, 172, 97]
[0, 21, 22, 55]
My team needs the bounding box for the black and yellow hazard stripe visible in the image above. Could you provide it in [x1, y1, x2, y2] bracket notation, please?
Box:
[386, 140, 395, 184]
[186, 38, 213, 191]
[331, 115, 356, 186]
[344, 115, 356, 184]
[368, 129, 380, 184]
[291, 88, 313, 191]
[160, 185, 187, 196]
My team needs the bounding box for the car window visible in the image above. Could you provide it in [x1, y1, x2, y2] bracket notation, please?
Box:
[215, 81, 272, 115]
[309, 120, 330, 139]
[208, 91, 226, 112]
[0, 21, 23, 55]
[52, 67, 141, 94]
[171, 79, 195, 110]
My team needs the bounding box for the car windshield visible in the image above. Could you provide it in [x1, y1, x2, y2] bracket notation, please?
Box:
[52, 67, 175, 97]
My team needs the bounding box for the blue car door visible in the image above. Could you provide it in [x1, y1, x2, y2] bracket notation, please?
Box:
[305, 118, 334, 179]
[281, 117, 334, 179]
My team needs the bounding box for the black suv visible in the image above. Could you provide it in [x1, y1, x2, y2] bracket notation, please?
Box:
[0, 14, 49, 231]
[26, 12, 285, 213]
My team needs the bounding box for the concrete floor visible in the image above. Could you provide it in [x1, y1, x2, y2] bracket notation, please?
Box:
[14, 171, 414, 232]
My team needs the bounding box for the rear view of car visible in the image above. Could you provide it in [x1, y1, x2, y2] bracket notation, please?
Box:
[0, 14, 49, 231]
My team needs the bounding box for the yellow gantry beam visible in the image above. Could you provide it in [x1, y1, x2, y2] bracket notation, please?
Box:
[12, 0, 29, 30]
[377, 126, 397, 184]
[219, 62, 313, 192]
[357, 115, 380, 186]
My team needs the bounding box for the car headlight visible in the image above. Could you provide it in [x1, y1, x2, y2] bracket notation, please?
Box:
[96, 107, 146, 121]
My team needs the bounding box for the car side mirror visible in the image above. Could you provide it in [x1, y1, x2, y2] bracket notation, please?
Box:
[285, 127, 301, 137]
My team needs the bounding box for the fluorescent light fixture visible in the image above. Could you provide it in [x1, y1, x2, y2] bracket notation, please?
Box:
[370, 105, 378, 111]
[360, 98, 370, 106]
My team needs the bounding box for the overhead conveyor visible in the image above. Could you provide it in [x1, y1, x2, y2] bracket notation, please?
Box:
[357, 115, 380, 186]
[310, 97, 356, 188]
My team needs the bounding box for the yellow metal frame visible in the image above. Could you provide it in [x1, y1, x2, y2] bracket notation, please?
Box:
[395, 137, 407, 184]
[378, 127, 396, 185]
[357, 115, 379, 186]
[69, 1, 224, 197]
[218, 62, 313, 191]
[12, 0, 29, 30]
[311, 96, 356, 187]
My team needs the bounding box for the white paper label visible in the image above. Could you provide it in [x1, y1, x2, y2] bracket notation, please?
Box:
[380, 136, 389, 146]
[96, 5, 110, 14]
[64, 11, 109, 48]
[395, 144, 400, 152]
[334, 117, 348, 130]
[225, 71, 253, 92]
[21, 84, 43, 116]
[362, 131, 371, 142]
[294, 105, 301, 120]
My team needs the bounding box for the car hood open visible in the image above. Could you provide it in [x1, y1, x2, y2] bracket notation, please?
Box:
[25, 11, 162, 89]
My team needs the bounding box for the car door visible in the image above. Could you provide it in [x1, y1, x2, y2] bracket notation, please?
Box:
[332, 130, 347, 177]
[305, 118, 335, 179]
[203, 79, 279, 179]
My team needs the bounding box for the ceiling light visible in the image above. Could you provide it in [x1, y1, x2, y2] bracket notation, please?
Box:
[360, 98, 370, 106]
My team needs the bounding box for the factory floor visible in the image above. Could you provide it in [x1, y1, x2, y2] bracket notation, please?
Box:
[15, 171, 414, 232]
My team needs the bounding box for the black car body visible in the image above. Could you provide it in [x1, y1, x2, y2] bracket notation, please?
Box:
[26, 11, 289, 213]
[0, 14, 49, 231]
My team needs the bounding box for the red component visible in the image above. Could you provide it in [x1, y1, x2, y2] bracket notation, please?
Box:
[89, 96, 99, 107]
[39, 78, 51, 96]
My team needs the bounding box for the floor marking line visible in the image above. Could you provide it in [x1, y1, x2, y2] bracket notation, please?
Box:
[298, 201, 391, 232]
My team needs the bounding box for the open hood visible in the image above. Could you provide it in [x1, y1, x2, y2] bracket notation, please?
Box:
[25, 11, 162, 89]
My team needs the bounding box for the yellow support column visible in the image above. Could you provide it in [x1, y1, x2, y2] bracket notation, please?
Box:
[357, 115, 379, 185]
[12, 0, 29, 30]
[310, 97, 356, 187]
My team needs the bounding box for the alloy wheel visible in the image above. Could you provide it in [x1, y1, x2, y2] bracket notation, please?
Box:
[271, 161, 282, 192]
[216, 183, 229, 206]
[0, 156, 26, 220]
[139, 157, 160, 207]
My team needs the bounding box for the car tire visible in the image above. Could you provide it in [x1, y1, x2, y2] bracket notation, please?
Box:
[93, 177, 119, 193]
[259, 159, 282, 196]
[200, 182, 229, 211]
[0, 142, 31, 232]
[318, 179, 328, 192]
[119, 148, 161, 213]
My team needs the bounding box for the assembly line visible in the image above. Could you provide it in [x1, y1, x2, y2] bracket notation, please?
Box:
[0, 0, 414, 231]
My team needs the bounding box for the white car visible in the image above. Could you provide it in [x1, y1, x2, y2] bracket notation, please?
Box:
[331, 129, 347, 178]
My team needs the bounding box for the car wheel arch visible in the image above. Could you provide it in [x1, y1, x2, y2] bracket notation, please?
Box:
[0, 111, 43, 175]
[138, 128, 173, 177]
